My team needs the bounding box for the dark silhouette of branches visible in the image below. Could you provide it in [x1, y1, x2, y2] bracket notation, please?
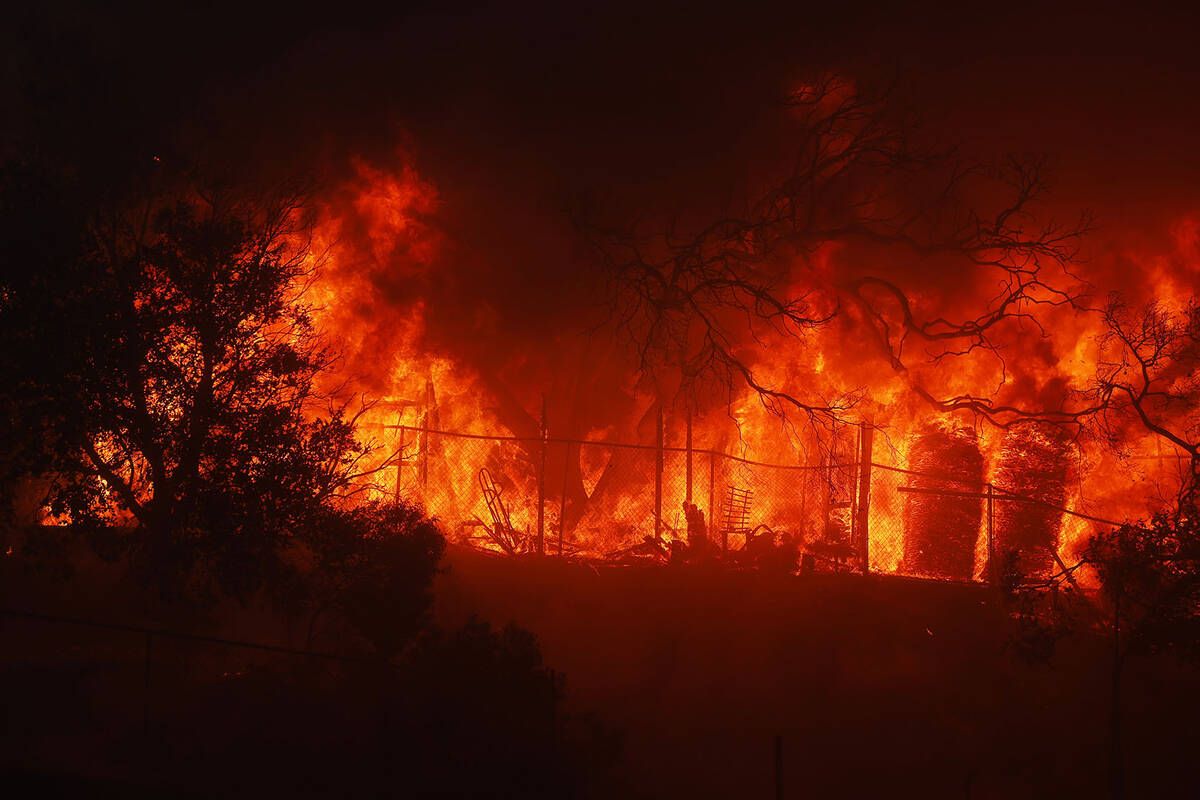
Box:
[1, 168, 380, 599]
[588, 73, 1092, 438]
[1085, 296, 1200, 488]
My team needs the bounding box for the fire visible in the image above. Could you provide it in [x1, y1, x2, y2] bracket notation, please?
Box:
[300, 153, 1200, 583]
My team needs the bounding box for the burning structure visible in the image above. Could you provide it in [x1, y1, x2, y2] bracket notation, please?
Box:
[991, 424, 1074, 578]
[901, 424, 985, 581]
[283, 85, 1191, 587]
[5, 10, 1199, 593]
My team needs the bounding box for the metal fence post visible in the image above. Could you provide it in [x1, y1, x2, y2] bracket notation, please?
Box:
[986, 482, 995, 584]
[685, 402, 693, 505]
[709, 451, 719, 553]
[395, 421, 405, 503]
[559, 440, 570, 556]
[143, 631, 152, 738]
[537, 395, 546, 555]
[774, 733, 783, 800]
[856, 424, 874, 574]
[654, 405, 664, 543]
[421, 380, 432, 486]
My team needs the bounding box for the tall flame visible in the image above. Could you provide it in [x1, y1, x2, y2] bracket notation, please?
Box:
[304, 153, 1200, 576]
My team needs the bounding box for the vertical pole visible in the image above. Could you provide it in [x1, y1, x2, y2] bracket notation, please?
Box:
[685, 401, 693, 504]
[143, 631, 152, 738]
[654, 405, 664, 543]
[559, 441, 570, 556]
[395, 419, 405, 503]
[1111, 576, 1125, 800]
[709, 451, 719, 553]
[538, 395, 546, 555]
[819, 454, 830, 541]
[856, 423, 874, 574]
[986, 482, 995, 584]
[774, 734, 783, 800]
[421, 380, 432, 486]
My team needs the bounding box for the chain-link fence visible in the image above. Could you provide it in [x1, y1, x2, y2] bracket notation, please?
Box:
[384, 424, 1120, 584]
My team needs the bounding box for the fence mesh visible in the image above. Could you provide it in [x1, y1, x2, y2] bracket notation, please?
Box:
[382, 425, 1117, 583]
[396, 430, 541, 552]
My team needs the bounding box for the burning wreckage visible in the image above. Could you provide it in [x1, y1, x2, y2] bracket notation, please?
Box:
[376, 394, 1089, 585]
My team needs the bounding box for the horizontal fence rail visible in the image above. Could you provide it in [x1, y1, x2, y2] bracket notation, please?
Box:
[380, 422, 1125, 585]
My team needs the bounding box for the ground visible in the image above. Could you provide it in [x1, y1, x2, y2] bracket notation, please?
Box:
[436, 546, 1200, 798]
[3, 543, 1199, 797]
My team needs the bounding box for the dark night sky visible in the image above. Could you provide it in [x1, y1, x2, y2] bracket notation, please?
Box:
[8, 2, 1199, 197]
[6, 1, 1200, 335]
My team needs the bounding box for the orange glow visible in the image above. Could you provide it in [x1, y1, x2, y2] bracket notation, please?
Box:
[302, 154, 1200, 580]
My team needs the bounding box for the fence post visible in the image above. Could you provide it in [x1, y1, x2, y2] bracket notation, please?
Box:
[143, 631, 152, 738]
[986, 482, 995, 584]
[538, 395, 546, 555]
[395, 420, 405, 503]
[421, 380, 433, 486]
[709, 451, 719, 553]
[655, 405, 664, 543]
[774, 733, 784, 800]
[685, 402, 693, 504]
[856, 423, 874, 574]
[559, 440, 570, 556]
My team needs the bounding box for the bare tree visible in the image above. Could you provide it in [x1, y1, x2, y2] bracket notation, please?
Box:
[999, 295, 1200, 800]
[1086, 296, 1200, 492]
[589, 74, 1092, 443]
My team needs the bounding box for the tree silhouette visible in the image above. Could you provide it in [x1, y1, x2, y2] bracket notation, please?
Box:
[1086, 295, 1200, 490]
[988, 293, 1200, 799]
[1, 168, 379, 599]
[289, 500, 446, 657]
[588, 74, 1089, 440]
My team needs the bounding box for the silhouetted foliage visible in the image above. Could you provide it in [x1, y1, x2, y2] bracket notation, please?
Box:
[1000, 548, 1082, 665]
[288, 500, 446, 658]
[135, 619, 618, 798]
[1006, 490, 1200, 799]
[0, 161, 92, 524]
[0, 164, 382, 599]
[1087, 502, 1200, 664]
[1, 162, 617, 793]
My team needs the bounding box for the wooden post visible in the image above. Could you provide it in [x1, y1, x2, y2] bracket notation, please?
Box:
[654, 405, 664, 542]
[685, 402, 693, 504]
[538, 395, 546, 555]
[710, 451, 719, 553]
[420, 380, 433, 486]
[774, 734, 783, 800]
[559, 441, 570, 556]
[144, 631, 152, 739]
[986, 482, 995, 584]
[395, 418, 405, 502]
[855, 423, 874, 574]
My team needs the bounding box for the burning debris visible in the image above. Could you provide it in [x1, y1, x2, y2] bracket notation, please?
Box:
[991, 424, 1073, 578]
[476, 468, 526, 555]
[287, 132, 1181, 584]
[719, 485, 753, 551]
[902, 423, 984, 580]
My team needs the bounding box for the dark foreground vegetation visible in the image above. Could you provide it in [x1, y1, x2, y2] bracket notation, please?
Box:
[0, 540, 619, 798]
[437, 549, 1200, 799]
[0, 162, 619, 797]
[5, 540, 1200, 798]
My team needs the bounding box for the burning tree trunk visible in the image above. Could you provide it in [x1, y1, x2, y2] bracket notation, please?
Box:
[902, 423, 983, 580]
[991, 423, 1072, 579]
